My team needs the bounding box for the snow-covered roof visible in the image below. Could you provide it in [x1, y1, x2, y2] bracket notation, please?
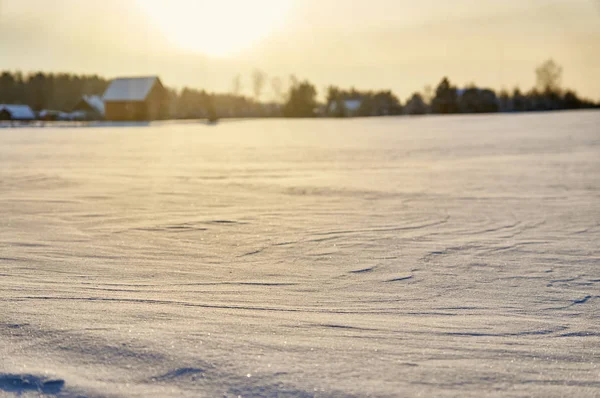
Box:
[39, 110, 71, 120]
[82, 95, 105, 115]
[102, 77, 159, 102]
[329, 99, 363, 113]
[344, 99, 362, 112]
[0, 104, 36, 120]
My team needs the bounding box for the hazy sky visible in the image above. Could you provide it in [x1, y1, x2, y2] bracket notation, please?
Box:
[1, 0, 599, 100]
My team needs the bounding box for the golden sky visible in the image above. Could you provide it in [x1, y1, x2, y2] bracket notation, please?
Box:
[1, 0, 599, 100]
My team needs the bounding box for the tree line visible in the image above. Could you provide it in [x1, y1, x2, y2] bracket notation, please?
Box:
[0, 59, 597, 119]
[0, 71, 109, 112]
[286, 60, 598, 117]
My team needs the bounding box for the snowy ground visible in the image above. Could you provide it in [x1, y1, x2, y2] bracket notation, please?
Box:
[1, 111, 599, 397]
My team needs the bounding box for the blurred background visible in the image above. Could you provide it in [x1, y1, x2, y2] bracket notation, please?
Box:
[1, 0, 599, 100]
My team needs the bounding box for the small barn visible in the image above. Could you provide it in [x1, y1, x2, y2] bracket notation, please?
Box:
[71, 95, 105, 120]
[0, 104, 36, 121]
[102, 76, 167, 121]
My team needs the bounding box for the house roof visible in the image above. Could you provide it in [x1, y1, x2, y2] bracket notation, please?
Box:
[82, 95, 105, 115]
[344, 99, 362, 112]
[329, 99, 362, 113]
[103, 77, 159, 102]
[0, 104, 36, 120]
[39, 110, 71, 119]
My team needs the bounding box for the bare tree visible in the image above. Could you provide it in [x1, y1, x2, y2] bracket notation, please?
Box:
[231, 74, 243, 96]
[536, 59, 562, 93]
[252, 69, 267, 101]
[422, 85, 433, 104]
[270, 76, 286, 103]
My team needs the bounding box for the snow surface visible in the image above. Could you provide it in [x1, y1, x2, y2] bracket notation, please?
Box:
[0, 111, 599, 397]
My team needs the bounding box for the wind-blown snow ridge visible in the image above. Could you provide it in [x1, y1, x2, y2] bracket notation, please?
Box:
[1, 111, 599, 397]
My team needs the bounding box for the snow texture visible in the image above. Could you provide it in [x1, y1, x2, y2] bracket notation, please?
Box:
[102, 77, 158, 102]
[0, 111, 599, 397]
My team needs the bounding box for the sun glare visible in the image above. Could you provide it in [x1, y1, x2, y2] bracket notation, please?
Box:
[137, 0, 293, 57]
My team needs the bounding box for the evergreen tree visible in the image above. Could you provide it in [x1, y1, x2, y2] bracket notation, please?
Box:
[404, 93, 428, 115]
[431, 77, 459, 114]
[512, 88, 526, 112]
[283, 80, 318, 117]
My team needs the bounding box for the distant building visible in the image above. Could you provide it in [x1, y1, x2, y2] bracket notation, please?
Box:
[71, 95, 105, 120]
[38, 110, 71, 121]
[102, 76, 167, 121]
[0, 104, 36, 121]
[328, 99, 362, 117]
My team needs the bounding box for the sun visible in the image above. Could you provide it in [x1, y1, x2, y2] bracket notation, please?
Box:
[137, 0, 293, 57]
